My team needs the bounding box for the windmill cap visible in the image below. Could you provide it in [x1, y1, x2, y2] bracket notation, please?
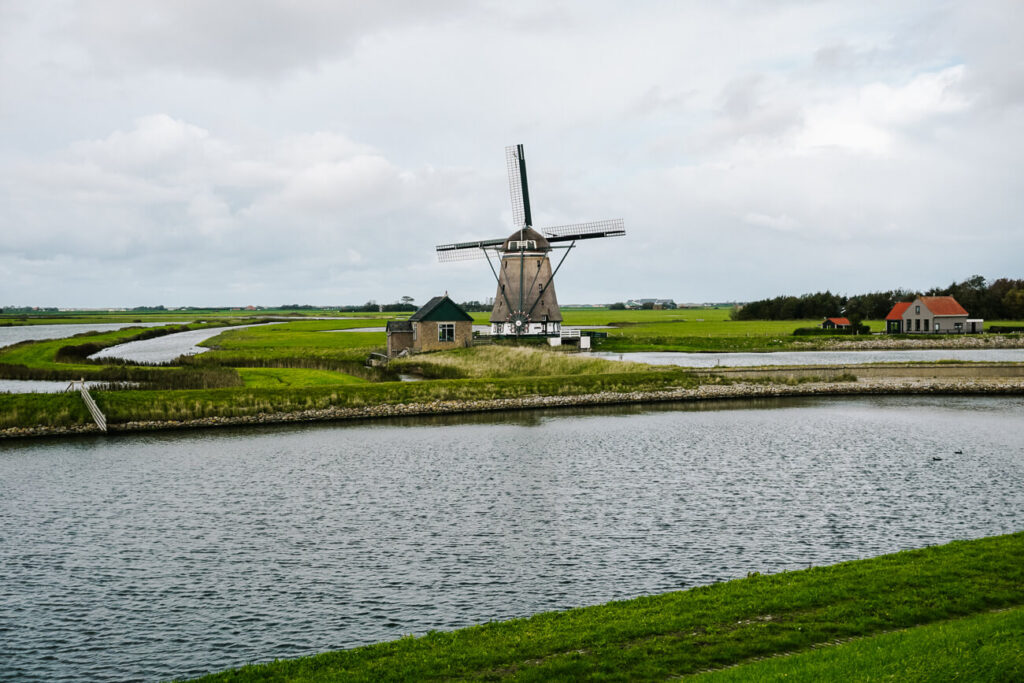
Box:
[502, 227, 551, 252]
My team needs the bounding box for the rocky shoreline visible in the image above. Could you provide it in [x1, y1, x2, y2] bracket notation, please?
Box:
[3, 376, 1023, 439]
[794, 334, 1024, 350]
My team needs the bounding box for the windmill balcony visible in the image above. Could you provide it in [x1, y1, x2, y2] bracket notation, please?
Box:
[490, 321, 561, 337]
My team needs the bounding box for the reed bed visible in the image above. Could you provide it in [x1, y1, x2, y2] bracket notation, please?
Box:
[390, 346, 658, 379]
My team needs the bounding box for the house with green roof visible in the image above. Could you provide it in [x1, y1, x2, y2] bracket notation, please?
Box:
[386, 294, 474, 356]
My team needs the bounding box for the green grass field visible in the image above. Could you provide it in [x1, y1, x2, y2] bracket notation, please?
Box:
[183, 532, 1024, 682]
[193, 320, 385, 366]
[2, 309, 1023, 430]
[236, 368, 368, 388]
[0, 308, 391, 326]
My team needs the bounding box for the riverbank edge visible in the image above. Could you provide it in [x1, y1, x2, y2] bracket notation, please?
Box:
[4, 376, 1023, 439]
[599, 333, 1024, 353]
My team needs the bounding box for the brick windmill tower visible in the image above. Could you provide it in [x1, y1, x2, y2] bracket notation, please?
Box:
[436, 144, 625, 336]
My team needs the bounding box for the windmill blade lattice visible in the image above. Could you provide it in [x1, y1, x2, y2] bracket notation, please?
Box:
[436, 246, 492, 262]
[542, 218, 625, 241]
[436, 237, 505, 262]
[506, 145, 532, 230]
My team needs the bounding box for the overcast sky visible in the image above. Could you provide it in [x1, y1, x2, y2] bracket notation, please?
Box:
[1, 1, 1022, 308]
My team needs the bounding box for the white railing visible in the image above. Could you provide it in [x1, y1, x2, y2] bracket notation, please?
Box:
[66, 379, 107, 432]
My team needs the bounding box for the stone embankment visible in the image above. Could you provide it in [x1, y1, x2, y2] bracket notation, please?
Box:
[3, 376, 1023, 439]
[795, 334, 1023, 351]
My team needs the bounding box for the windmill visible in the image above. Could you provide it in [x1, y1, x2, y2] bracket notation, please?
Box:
[436, 144, 625, 336]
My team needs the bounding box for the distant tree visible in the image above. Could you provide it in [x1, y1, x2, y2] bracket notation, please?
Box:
[847, 312, 864, 335]
[381, 303, 417, 312]
[641, 301, 655, 310]
[1003, 288, 1024, 319]
[459, 300, 491, 312]
[609, 302, 626, 310]
[401, 295, 415, 306]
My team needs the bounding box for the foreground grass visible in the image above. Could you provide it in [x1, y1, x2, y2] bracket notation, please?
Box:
[187, 532, 1024, 682]
[693, 605, 1024, 682]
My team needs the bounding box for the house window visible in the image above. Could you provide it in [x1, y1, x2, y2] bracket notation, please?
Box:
[438, 323, 455, 342]
[955, 322, 963, 332]
[915, 305, 920, 314]
[915, 318, 920, 331]
[935, 322, 940, 332]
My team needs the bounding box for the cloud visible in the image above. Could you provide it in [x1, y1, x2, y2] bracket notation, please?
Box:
[0, 114, 502, 302]
[796, 65, 971, 155]
[64, 0, 471, 78]
[2, 2, 1024, 306]
[743, 212, 800, 233]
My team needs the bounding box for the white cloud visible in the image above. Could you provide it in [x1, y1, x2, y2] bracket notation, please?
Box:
[796, 65, 971, 155]
[743, 212, 800, 233]
[64, 0, 472, 79]
[1, 2, 1023, 306]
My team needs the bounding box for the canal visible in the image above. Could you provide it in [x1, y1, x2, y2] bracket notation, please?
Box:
[1, 395, 1023, 681]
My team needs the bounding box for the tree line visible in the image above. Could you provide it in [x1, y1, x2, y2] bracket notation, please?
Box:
[732, 275, 1024, 321]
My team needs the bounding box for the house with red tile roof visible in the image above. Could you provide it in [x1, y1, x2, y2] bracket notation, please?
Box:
[886, 296, 981, 334]
[820, 317, 851, 330]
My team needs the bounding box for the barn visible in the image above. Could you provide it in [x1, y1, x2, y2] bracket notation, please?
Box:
[386, 295, 474, 357]
[820, 317, 851, 330]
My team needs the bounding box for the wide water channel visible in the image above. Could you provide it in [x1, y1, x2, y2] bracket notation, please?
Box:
[2, 395, 1023, 681]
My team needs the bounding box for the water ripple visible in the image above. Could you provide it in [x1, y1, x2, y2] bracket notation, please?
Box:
[1, 395, 1023, 681]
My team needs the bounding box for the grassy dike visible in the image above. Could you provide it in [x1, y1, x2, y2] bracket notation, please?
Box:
[0, 369, 701, 429]
[185, 533, 1024, 682]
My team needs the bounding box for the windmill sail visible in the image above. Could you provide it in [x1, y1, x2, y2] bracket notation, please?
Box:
[435, 237, 504, 262]
[436, 144, 625, 337]
[506, 144, 532, 231]
[543, 218, 625, 242]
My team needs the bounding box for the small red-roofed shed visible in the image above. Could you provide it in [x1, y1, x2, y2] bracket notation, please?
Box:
[821, 317, 851, 330]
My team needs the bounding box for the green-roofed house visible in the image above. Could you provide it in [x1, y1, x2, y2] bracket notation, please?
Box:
[386, 294, 474, 357]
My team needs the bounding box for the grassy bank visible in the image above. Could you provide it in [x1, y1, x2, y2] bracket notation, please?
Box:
[3, 312, 1023, 432]
[0, 322, 247, 389]
[0, 369, 701, 428]
[693, 606, 1024, 681]
[186, 532, 1024, 682]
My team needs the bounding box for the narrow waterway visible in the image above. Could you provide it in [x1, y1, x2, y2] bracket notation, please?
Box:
[89, 324, 276, 364]
[1, 395, 1022, 682]
[0, 379, 119, 394]
[0, 323, 166, 349]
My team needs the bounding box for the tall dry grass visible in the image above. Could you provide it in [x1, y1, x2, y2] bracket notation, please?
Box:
[390, 346, 655, 379]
